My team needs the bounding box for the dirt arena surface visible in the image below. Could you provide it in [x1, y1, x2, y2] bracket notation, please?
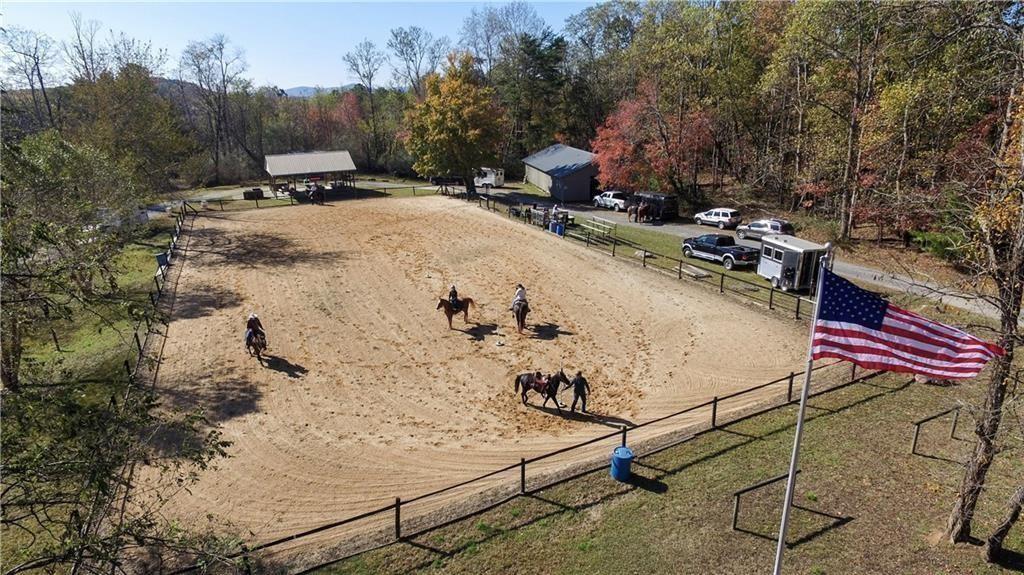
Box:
[153, 196, 806, 543]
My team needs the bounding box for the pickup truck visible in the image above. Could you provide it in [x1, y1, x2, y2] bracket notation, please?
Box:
[593, 191, 630, 211]
[681, 234, 760, 270]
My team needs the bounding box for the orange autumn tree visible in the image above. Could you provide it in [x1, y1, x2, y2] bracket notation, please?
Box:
[405, 52, 505, 194]
[591, 82, 713, 208]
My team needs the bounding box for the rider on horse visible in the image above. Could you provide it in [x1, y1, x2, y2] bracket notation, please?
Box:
[511, 283, 527, 311]
[449, 284, 460, 312]
[245, 312, 265, 348]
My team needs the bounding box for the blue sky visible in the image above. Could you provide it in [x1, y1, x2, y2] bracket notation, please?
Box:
[5, 2, 595, 87]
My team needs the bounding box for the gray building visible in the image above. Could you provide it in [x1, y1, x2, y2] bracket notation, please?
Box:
[265, 150, 357, 188]
[522, 144, 597, 203]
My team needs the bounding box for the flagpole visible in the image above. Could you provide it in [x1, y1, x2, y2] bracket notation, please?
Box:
[772, 243, 832, 575]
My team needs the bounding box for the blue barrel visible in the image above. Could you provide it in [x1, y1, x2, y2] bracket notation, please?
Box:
[155, 252, 169, 268]
[610, 446, 634, 482]
[548, 221, 558, 233]
[555, 223, 565, 236]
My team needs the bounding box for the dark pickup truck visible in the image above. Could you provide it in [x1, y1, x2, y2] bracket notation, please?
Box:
[682, 234, 760, 270]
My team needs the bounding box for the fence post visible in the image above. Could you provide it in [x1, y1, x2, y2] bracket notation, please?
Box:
[394, 497, 401, 540]
[732, 495, 741, 530]
[586, 231, 591, 247]
[124, 360, 133, 380]
[219, 200, 224, 211]
[255, 198, 260, 209]
[850, 363, 857, 382]
[769, 287, 775, 310]
[520, 458, 526, 494]
[621, 425, 628, 447]
[134, 332, 143, 356]
[787, 372, 795, 403]
[719, 273, 725, 294]
[910, 423, 921, 455]
[612, 237, 618, 257]
[795, 297, 801, 319]
[677, 259, 683, 279]
[149, 291, 157, 306]
[950, 408, 960, 439]
[711, 396, 719, 428]
[154, 275, 162, 295]
[642, 250, 647, 267]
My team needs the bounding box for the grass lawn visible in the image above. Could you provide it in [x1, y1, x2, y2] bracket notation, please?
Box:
[23, 217, 176, 384]
[310, 371, 1023, 575]
[356, 173, 431, 186]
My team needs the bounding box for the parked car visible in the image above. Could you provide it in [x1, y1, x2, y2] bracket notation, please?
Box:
[682, 233, 760, 270]
[593, 190, 631, 211]
[736, 218, 795, 241]
[693, 208, 743, 229]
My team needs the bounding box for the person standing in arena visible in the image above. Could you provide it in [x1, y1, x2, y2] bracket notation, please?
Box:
[570, 371, 590, 414]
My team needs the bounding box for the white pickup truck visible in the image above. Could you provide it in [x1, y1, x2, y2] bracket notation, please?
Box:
[593, 191, 630, 211]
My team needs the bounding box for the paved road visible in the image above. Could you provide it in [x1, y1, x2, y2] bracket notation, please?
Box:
[487, 192, 1004, 322]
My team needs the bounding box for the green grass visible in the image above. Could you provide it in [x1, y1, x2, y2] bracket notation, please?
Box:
[355, 173, 431, 186]
[504, 182, 548, 198]
[311, 371, 1023, 575]
[23, 217, 175, 384]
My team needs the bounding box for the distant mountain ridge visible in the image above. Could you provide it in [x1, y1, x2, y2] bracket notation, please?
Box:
[283, 85, 356, 98]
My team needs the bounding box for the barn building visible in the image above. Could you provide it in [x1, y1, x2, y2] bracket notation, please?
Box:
[265, 150, 357, 189]
[522, 144, 597, 203]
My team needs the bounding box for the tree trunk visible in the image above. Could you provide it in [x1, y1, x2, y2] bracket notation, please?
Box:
[1, 310, 22, 392]
[946, 280, 1021, 542]
[985, 484, 1024, 562]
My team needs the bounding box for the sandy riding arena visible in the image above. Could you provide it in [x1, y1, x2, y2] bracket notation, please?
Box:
[154, 196, 805, 545]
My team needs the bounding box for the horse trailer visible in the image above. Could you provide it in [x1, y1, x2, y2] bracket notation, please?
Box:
[756, 235, 828, 294]
[633, 191, 678, 220]
[474, 167, 505, 188]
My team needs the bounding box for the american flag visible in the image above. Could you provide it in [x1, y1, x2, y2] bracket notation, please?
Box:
[811, 269, 1004, 379]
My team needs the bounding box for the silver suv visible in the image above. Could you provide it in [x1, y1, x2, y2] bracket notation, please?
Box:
[736, 218, 795, 240]
[694, 208, 742, 229]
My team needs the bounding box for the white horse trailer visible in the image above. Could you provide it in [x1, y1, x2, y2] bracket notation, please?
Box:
[474, 167, 505, 188]
[756, 235, 828, 293]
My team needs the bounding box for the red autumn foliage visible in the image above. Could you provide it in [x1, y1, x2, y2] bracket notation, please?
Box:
[591, 83, 714, 202]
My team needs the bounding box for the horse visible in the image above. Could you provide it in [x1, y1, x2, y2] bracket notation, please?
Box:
[626, 204, 638, 222]
[514, 369, 571, 412]
[246, 331, 267, 361]
[637, 203, 651, 223]
[512, 299, 530, 334]
[436, 297, 474, 329]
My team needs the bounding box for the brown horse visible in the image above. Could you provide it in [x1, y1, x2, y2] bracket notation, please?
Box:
[637, 203, 651, 223]
[437, 297, 474, 329]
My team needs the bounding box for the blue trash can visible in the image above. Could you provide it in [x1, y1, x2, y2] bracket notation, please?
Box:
[610, 446, 634, 482]
[555, 223, 565, 236]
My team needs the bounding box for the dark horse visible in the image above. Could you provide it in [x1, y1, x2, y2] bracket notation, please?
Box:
[512, 299, 530, 334]
[246, 331, 267, 361]
[514, 369, 572, 413]
[436, 297, 475, 329]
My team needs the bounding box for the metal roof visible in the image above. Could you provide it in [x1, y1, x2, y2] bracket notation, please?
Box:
[761, 234, 828, 252]
[522, 144, 595, 178]
[265, 150, 356, 177]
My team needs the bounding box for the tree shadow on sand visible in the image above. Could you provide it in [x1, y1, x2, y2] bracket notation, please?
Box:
[187, 226, 347, 269]
[529, 322, 574, 340]
[259, 354, 308, 379]
[173, 283, 242, 320]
